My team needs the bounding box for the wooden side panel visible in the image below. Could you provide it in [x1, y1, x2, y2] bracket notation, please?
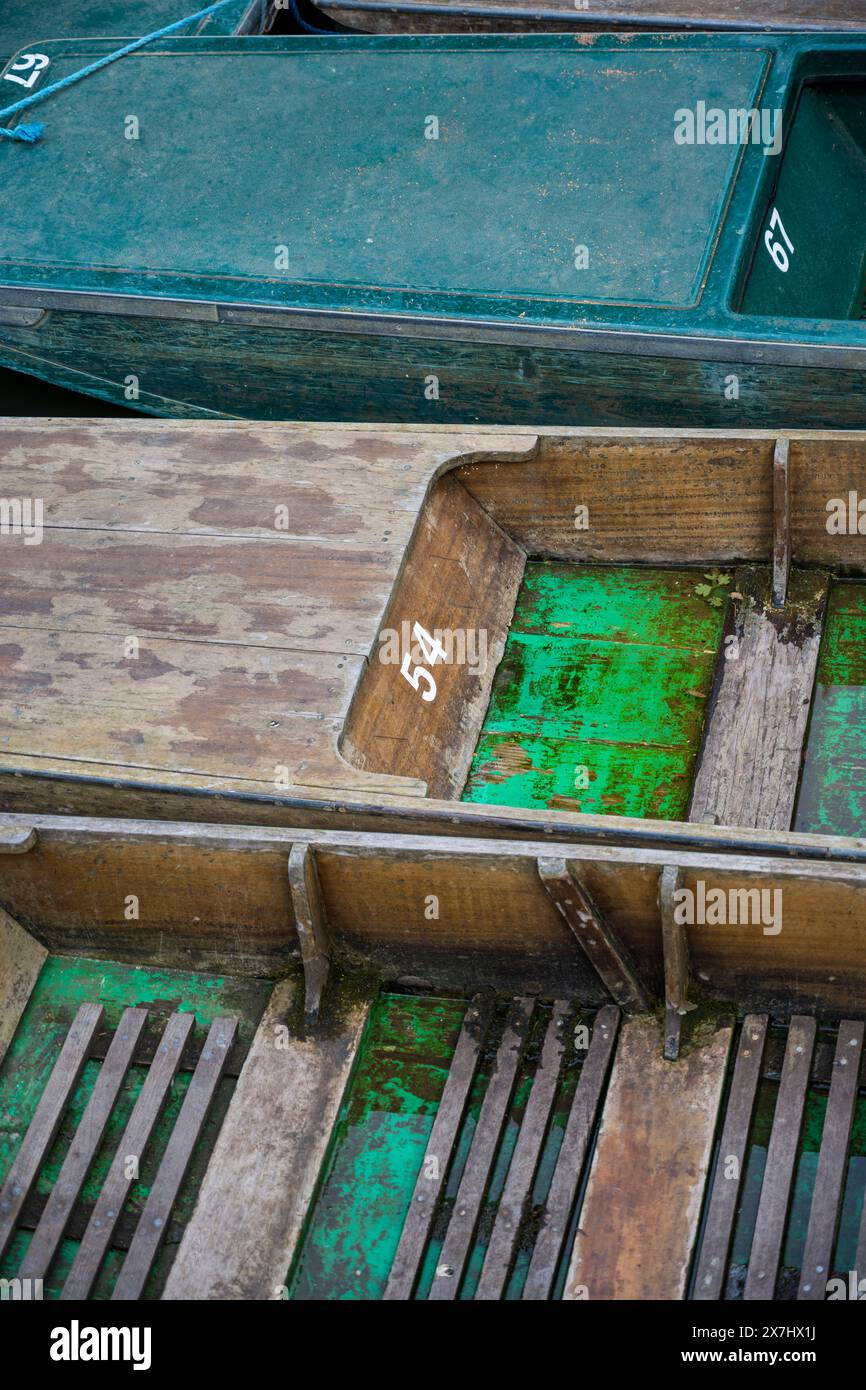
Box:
[790, 437, 866, 570]
[564, 1015, 732, 1300]
[163, 980, 369, 1300]
[342, 472, 525, 798]
[0, 905, 46, 1067]
[456, 436, 776, 564]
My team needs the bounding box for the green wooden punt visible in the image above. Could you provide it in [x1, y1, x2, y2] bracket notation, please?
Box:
[1, 31, 866, 425]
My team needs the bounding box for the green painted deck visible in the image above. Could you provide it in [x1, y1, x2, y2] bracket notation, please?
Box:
[288, 993, 584, 1300]
[0, 954, 271, 1298]
[462, 563, 727, 819]
[0, 1, 250, 66]
[794, 582, 866, 839]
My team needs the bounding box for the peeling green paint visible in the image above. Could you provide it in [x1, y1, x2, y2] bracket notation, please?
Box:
[0, 954, 271, 1299]
[794, 582, 866, 837]
[462, 563, 726, 818]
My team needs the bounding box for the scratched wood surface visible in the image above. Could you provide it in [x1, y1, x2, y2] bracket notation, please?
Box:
[564, 1015, 732, 1300]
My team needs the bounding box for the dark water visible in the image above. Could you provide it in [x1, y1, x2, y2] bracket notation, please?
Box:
[0, 365, 138, 418]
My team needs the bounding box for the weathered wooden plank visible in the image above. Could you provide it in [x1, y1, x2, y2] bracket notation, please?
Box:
[287, 844, 331, 1019]
[659, 865, 690, 1061]
[538, 859, 651, 1011]
[523, 1004, 620, 1300]
[743, 1015, 816, 1299]
[61, 1011, 193, 1300]
[0, 1002, 103, 1260]
[772, 438, 791, 607]
[0, 904, 47, 1068]
[385, 997, 491, 1300]
[0, 824, 37, 853]
[692, 1014, 769, 1300]
[798, 1020, 864, 1301]
[112, 1017, 238, 1301]
[475, 1001, 569, 1301]
[163, 980, 369, 1300]
[689, 566, 829, 832]
[428, 997, 534, 1300]
[19, 1007, 149, 1282]
[564, 1014, 732, 1300]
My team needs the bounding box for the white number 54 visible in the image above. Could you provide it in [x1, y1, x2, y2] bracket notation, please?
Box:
[4, 53, 50, 88]
[400, 622, 446, 703]
[764, 206, 794, 273]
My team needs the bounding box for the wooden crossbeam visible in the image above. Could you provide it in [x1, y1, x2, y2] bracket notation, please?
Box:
[659, 866, 690, 1061]
[744, 1015, 816, 1299]
[429, 998, 534, 1300]
[112, 1017, 238, 1301]
[476, 1001, 570, 1301]
[0, 1002, 103, 1261]
[692, 1014, 768, 1300]
[523, 1005, 620, 1300]
[20, 1008, 148, 1282]
[538, 858, 651, 1012]
[0, 824, 36, 854]
[384, 996, 491, 1300]
[61, 1012, 193, 1300]
[798, 1020, 864, 1301]
[288, 843, 331, 1020]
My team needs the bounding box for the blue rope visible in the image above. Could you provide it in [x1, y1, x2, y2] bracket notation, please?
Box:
[0, 0, 241, 143]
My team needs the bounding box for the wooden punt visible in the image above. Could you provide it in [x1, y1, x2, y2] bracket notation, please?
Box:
[1, 419, 865, 867]
[299, 0, 866, 36]
[1, 810, 865, 1300]
[1, 32, 866, 426]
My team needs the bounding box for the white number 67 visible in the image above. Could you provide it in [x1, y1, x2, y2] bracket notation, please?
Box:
[764, 205, 794, 274]
[4, 53, 50, 88]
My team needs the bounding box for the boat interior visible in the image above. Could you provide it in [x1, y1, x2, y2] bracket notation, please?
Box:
[1, 814, 865, 1300]
[2, 422, 862, 859]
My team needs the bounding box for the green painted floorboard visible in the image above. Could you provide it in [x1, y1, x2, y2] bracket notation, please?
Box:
[794, 582, 866, 838]
[462, 562, 727, 819]
[0, 954, 272, 1298]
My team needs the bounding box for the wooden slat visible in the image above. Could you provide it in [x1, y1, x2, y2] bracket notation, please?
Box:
[688, 566, 829, 832]
[428, 998, 534, 1300]
[564, 1013, 732, 1300]
[0, 904, 47, 1068]
[287, 843, 331, 1020]
[659, 865, 689, 1061]
[112, 1017, 237, 1301]
[19, 1008, 149, 1281]
[692, 1014, 769, 1300]
[384, 997, 491, 1300]
[164, 979, 369, 1301]
[0, 1002, 103, 1261]
[61, 1011, 193, 1300]
[743, 1015, 816, 1299]
[798, 1020, 865, 1301]
[538, 860, 651, 1012]
[523, 1005, 620, 1300]
[475, 1001, 569, 1301]
[772, 438, 791, 607]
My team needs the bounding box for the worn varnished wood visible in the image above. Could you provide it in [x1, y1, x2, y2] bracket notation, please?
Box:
[773, 439, 791, 607]
[797, 1021, 864, 1301]
[385, 997, 490, 1300]
[164, 980, 369, 1301]
[743, 1015, 816, 1299]
[113, 1017, 238, 1301]
[565, 1015, 732, 1301]
[0, 1002, 103, 1260]
[659, 865, 689, 1061]
[428, 997, 533, 1300]
[688, 567, 829, 832]
[0, 904, 46, 1067]
[62, 1012, 193, 1300]
[287, 844, 331, 1019]
[19, 1007, 149, 1283]
[476, 1000, 569, 1301]
[523, 1004, 620, 1301]
[692, 1014, 769, 1301]
[538, 858, 651, 1011]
